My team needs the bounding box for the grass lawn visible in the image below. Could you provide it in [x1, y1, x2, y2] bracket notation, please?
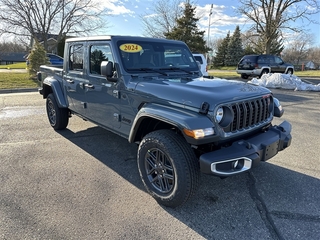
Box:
[0, 63, 40, 89]
[0, 72, 39, 89]
[0, 62, 27, 69]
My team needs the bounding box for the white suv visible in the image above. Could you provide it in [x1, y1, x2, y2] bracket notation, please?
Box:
[193, 53, 208, 76]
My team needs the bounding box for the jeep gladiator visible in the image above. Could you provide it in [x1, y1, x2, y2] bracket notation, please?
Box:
[38, 36, 292, 207]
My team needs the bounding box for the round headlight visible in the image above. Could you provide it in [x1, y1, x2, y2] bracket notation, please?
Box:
[216, 107, 224, 123]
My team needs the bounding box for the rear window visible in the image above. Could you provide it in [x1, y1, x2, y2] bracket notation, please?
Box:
[194, 56, 203, 64]
[240, 56, 257, 64]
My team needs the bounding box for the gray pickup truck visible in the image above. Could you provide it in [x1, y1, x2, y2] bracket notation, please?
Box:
[38, 36, 292, 207]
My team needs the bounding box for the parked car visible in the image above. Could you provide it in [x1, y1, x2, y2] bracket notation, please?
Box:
[47, 53, 63, 65]
[192, 53, 208, 76]
[236, 54, 294, 79]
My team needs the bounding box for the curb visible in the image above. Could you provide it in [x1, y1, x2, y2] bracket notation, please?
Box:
[0, 88, 38, 94]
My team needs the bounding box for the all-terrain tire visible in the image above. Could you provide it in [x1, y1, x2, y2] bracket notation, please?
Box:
[46, 93, 69, 130]
[137, 129, 200, 208]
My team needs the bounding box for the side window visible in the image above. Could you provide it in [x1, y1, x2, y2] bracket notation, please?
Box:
[258, 56, 267, 64]
[267, 56, 274, 63]
[275, 56, 283, 64]
[69, 44, 84, 71]
[194, 56, 203, 64]
[90, 45, 114, 75]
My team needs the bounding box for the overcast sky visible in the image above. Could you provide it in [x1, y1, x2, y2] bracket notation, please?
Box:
[97, 0, 320, 46]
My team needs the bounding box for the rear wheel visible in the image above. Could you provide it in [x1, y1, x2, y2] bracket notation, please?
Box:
[46, 93, 69, 130]
[241, 73, 249, 79]
[137, 130, 200, 208]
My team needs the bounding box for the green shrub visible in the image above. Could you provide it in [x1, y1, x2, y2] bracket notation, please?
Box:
[27, 41, 49, 76]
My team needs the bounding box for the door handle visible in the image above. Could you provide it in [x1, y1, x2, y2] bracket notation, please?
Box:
[66, 78, 74, 83]
[84, 84, 95, 89]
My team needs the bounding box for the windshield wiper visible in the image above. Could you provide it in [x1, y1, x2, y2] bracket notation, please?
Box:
[127, 68, 168, 76]
[159, 67, 195, 74]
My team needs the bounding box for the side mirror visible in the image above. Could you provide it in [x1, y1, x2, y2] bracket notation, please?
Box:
[196, 60, 203, 76]
[196, 61, 201, 70]
[101, 61, 118, 82]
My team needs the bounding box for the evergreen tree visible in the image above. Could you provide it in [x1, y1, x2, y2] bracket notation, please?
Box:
[27, 41, 49, 76]
[164, 1, 209, 53]
[253, 31, 284, 55]
[213, 32, 230, 67]
[57, 34, 67, 57]
[269, 32, 285, 56]
[226, 26, 243, 66]
[243, 45, 255, 55]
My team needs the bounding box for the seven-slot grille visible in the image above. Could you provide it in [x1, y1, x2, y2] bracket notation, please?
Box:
[229, 96, 271, 132]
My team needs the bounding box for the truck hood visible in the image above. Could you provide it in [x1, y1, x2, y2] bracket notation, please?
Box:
[134, 76, 271, 111]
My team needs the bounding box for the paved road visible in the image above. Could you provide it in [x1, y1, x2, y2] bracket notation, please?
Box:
[0, 91, 319, 239]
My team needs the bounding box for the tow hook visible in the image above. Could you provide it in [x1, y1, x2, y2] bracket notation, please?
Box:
[238, 140, 252, 149]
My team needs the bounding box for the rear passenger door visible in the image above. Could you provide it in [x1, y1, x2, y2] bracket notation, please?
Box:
[268, 55, 284, 73]
[274, 56, 286, 73]
[64, 43, 88, 117]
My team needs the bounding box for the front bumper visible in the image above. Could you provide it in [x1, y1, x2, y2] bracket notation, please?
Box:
[199, 121, 292, 177]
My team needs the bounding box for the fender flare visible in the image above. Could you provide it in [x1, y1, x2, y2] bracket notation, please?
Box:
[260, 66, 271, 73]
[128, 103, 214, 143]
[285, 66, 294, 73]
[43, 76, 68, 108]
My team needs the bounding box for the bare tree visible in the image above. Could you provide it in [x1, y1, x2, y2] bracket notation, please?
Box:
[282, 33, 314, 64]
[140, 0, 183, 38]
[308, 46, 320, 66]
[0, 0, 108, 51]
[208, 37, 223, 55]
[0, 41, 26, 53]
[238, 0, 320, 54]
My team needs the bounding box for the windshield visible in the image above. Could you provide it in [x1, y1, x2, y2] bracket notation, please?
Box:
[116, 40, 199, 74]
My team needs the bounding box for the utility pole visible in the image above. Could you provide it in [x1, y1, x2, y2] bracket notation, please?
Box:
[207, 4, 213, 62]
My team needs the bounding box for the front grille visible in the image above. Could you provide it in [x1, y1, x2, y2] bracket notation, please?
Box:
[229, 96, 271, 132]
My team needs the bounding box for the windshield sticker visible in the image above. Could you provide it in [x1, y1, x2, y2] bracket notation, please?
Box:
[120, 43, 142, 53]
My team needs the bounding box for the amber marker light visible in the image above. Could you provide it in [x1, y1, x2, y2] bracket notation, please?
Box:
[183, 128, 214, 139]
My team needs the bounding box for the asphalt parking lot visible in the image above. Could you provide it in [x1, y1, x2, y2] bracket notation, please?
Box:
[0, 89, 319, 239]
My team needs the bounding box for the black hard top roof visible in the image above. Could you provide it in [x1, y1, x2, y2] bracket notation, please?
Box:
[65, 35, 184, 44]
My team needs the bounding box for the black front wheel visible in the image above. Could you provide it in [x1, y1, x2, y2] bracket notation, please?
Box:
[137, 130, 200, 208]
[46, 93, 69, 130]
[260, 69, 269, 78]
[286, 68, 294, 75]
